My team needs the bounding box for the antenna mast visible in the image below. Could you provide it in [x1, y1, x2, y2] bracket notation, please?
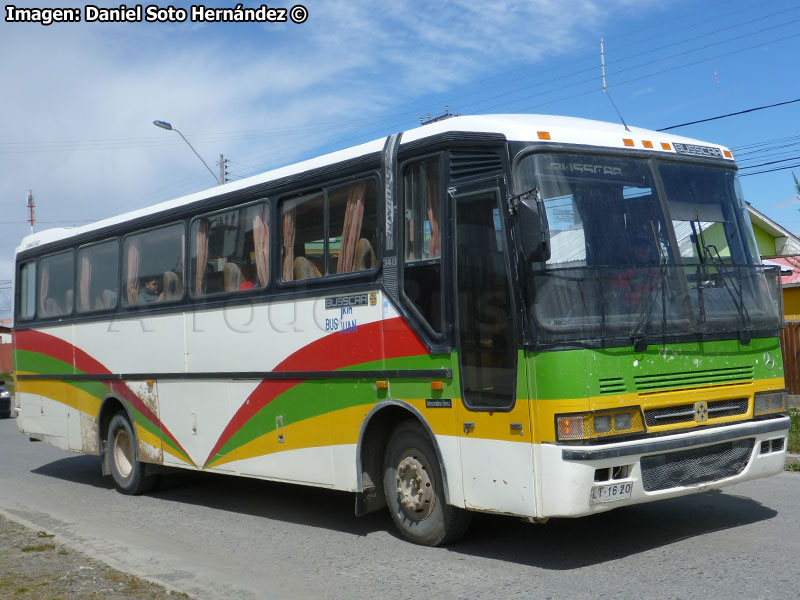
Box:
[27, 189, 35, 233]
[601, 38, 630, 132]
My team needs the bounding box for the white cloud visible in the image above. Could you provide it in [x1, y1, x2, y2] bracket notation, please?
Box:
[0, 0, 672, 318]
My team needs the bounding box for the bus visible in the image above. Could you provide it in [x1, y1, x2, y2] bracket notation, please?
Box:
[12, 114, 790, 546]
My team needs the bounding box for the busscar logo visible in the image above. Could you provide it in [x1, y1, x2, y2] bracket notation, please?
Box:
[672, 143, 723, 158]
[325, 294, 369, 310]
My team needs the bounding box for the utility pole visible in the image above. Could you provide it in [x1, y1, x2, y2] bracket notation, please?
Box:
[27, 189, 35, 233]
[218, 154, 229, 185]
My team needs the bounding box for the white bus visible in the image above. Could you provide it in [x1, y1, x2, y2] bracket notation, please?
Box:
[13, 114, 789, 545]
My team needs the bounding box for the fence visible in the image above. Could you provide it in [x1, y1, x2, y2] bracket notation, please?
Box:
[780, 322, 800, 395]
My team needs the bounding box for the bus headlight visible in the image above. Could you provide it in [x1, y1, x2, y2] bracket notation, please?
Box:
[556, 408, 645, 441]
[753, 390, 787, 416]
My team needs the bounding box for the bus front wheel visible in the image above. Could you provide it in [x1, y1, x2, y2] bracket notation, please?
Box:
[383, 421, 471, 546]
[107, 412, 158, 495]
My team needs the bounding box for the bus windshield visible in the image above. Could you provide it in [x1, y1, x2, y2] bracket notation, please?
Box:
[514, 152, 782, 346]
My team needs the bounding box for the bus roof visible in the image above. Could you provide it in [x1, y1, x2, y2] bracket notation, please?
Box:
[16, 113, 732, 256]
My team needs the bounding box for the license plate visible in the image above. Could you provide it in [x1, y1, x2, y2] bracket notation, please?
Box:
[591, 481, 633, 504]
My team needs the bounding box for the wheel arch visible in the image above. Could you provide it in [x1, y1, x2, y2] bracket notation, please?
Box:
[97, 393, 132, 454]
[356, 400, 451, 507]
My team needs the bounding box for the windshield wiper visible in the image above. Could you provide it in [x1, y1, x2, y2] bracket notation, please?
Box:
[703, 242, 751, 341]
[629, 264, 666, 352]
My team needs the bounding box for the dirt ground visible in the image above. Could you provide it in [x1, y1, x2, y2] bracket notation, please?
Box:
[0, 515, 189, 600]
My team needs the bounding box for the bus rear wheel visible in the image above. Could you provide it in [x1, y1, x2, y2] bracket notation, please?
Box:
[383, 421, 471, 546]
[107, 412, 158, 495]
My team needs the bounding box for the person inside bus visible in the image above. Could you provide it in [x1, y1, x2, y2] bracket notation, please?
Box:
[239, 263, 256, 290]
[610, 229, 660, 309]
[138, 275, 163, 304]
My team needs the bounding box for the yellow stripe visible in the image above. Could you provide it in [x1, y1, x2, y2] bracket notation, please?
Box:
[210, 411, 334, 467]
[133, 423, 193, 465]
[16, 372, 102, 418]
[533, 376, 786, 443]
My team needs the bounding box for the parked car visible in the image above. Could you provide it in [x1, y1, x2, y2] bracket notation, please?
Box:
[0, 381, 11, 418]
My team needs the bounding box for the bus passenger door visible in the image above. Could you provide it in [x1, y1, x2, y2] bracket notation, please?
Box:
[453, 182, 535, 516]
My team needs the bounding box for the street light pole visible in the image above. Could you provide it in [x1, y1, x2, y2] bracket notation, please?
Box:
[153, 120, 222, 185]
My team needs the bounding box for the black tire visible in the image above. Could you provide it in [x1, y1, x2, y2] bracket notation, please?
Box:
[107, 412, 158, 495]
[383, 421, 471, 546]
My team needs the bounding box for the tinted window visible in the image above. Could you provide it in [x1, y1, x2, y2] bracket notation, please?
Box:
[403, 157, 442, 333]
[122, 224, 185, 306]
[77, 240, 119, 313]
[281, 178, 377, 282]
[38, 251, 74, 318]
[17, 261, 36, 320]
[191, 202, 269, 296]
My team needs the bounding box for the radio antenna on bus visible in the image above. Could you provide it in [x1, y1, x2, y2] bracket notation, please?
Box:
[601, 38, 630, 132]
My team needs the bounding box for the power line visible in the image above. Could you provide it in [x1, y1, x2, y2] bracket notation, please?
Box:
[739, 163, 800, 176]
[659, 98, 800, 131]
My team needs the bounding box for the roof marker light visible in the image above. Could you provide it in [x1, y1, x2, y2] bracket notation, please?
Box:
[537, 131, 551, 140]
[623, 138, 634, 147]
[642, 140, 653, 149]
[661, 142, 671, 150]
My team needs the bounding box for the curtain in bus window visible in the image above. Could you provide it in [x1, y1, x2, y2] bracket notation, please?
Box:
[426, 171, 441, 259]
[38, 262, 49, 316]
[78, 253, 92, 312]
[282, 206, 296, 281]
[195, 220, 209, 295]
[125, 239, 140, 305]
[337, 181, 366, 273]
[253, 207, 270, 286]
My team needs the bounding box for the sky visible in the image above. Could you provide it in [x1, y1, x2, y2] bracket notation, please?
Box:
[1, 0, 799, 318]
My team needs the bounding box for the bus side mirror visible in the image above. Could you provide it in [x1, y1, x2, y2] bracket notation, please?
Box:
[519, 195, 551, 263]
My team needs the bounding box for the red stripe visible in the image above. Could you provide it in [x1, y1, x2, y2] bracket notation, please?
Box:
[203, 317, 427, 465]
[15, 329, 191, 462]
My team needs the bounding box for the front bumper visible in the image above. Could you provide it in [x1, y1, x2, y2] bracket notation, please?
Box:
[537, 416, 790, 518]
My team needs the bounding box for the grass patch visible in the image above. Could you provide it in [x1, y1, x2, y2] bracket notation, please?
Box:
[21, 543, 55, 552]
[790, 409, 800, 454]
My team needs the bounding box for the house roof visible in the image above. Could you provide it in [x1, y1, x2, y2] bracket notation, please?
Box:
[747, 203, 800, 255]
[762, 256, 800, 286]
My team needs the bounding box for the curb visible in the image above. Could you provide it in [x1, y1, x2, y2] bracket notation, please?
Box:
[787, 452, 800, 468]
[0, 508, 190, 598]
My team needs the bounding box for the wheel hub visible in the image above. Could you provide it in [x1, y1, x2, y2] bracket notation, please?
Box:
[395, 455, 434, 518]
[113, 429, 134, 479]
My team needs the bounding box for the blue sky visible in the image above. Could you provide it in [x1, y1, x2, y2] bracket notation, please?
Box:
[1, 0, 799, 318]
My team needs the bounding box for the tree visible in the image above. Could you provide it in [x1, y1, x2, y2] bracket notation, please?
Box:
[795, 171, 800, 201]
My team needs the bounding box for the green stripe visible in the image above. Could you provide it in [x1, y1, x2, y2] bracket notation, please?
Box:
[210, 354, 454, 464]
[530, 337, 783, 400]
[128, 405, 192, 464]
[14, 349, 109, 401]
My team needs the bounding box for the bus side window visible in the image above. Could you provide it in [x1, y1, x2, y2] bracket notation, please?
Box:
[191, 202, 269, 296]
[38, 251, 74, 318]
[122, 223, 185, 306]
[328, 179, 378, 274]
[403, 156, 442, 334]
[281, 192, 324, 282]
[77, 240, 119, 313]
[17, 261, 36, 320]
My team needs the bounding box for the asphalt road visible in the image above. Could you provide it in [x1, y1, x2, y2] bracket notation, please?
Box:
[0, 416, 798, 600]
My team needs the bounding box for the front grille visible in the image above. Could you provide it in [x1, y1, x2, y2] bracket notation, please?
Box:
[644, 398, 748, 427]
[640, 439, 754, 492]
[634, 366, 754, 391]
[0, 397, 10, 413]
